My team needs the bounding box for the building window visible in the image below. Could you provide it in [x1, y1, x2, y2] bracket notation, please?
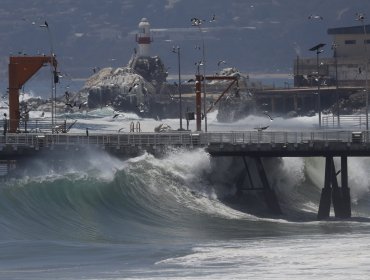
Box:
[345, 40, 356, 44]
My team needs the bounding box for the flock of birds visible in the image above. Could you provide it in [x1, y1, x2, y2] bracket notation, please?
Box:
[190, 14, 217, 26]
[64, 91, 87, 110]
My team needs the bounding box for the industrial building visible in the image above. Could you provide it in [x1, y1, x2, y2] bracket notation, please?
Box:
[294, 24, 370, 87]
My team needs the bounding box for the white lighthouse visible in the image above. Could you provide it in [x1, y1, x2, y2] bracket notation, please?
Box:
[136, 18, 152, 57]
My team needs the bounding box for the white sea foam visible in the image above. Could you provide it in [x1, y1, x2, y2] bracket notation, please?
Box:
[155, 234, 370, 280]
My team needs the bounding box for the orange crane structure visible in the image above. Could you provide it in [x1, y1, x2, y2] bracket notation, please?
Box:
[195, 75, 238, 131]
[8, 55, 58, 133]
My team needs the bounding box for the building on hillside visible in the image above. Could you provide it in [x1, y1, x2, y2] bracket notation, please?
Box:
[294, 24, 370, 87]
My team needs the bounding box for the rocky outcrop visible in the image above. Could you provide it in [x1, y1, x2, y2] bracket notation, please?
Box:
[216, 68, 256, 122]
[83, 56, 169, 116]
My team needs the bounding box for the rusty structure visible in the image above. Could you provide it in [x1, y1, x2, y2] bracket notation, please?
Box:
[8, 55, 57, 132]
[195, 75, 239, 131]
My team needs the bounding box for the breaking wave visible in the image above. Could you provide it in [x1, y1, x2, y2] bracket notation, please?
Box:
[1, 148, 370, 243]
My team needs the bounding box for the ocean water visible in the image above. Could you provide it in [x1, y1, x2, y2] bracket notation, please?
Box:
[1, 109, 370, 279]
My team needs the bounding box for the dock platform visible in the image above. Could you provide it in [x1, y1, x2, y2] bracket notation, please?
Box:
[0, 130, 369, 220]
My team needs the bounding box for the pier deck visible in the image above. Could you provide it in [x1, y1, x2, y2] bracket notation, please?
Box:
[0, 130, 369, 158]
[1, 130, 369, 220]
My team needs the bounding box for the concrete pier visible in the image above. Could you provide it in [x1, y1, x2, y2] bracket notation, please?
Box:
[0, 130, 369, 219]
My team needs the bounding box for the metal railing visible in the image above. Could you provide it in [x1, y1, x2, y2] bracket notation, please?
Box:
[200, 130, 368, 145]
[0, 119, 71, 134]
[0, 130, 368, 149]
[322, 114, 368, 129]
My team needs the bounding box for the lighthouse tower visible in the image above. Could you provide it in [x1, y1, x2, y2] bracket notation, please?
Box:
[136, 18, 152, 57]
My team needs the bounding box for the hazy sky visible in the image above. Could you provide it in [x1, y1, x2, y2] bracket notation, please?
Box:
[0, 0, 369, 91]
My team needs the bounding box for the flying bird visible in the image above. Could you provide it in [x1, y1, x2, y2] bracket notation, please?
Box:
[128, 83, 139, 93]
[187, 79, 195, 83]
[263, 112, 273, 121]
[254, 125, 270, 131]
[356, 13, 365, 21]
[217, 60, 227, 67]
[118, 127, 125, 132]
[40, 21, 49, 27]
[79, 101, 88, 109]
[113, 113, 120, 119]
[308, 15, 323, 20]
[191, 17, 204, 26]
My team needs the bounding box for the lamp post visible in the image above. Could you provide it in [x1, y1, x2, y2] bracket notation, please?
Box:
[172, 46, 183, 130]
[310, 43, 326, 129]
[356, 12, 368, 130]
[40, 21, 57, 132]
[191, 18, 207, 132]
[332, 42, 340, 127]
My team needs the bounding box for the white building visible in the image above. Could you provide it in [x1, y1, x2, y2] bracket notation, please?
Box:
[294, 24, 370, 87]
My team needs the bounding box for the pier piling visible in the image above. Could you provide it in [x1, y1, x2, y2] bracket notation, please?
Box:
[317, 156, 351, 220]
[254, 157, 282, 215]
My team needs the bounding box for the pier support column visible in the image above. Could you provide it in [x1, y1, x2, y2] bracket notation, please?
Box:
[317, 156, 352, 220]
[330, 157, 344, 218]
[341, 156, 351, 218]
[317, 157, 333, 220]
[235, 157, 256, 196]
[254, 157, 282, 215]
[242, 157, 255, 190]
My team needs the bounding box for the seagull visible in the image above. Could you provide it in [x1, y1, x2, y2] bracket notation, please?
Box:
[79, 101, 87, 109]
[128, 83, 139, 93]
[254, 125, 270, 131]
[118, 127, 125, 132]
[217, 60, 227, 67]
[191, 17, 204, 26]
[195, 61, 204, 67]
[40, 20, 49, 27]
[356, 13, 365, 21]
[65, 103, 74, 108]
[263, 112, 273, 121]
[187, 79, 195, 83]
[113, 113, 120, 119]
[308, 15, 323, 20]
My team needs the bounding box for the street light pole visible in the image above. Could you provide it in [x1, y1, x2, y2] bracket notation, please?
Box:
[317, 50, 321, 129]
[332, 42, 340, 128]
[191, 18, 207, 132]
[310, 43, 325, 129]
[198, 26, 207, 132]
[40, 21, 56, 132]
[172, 46, 183, 130]
[357, 13, 368, 130]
